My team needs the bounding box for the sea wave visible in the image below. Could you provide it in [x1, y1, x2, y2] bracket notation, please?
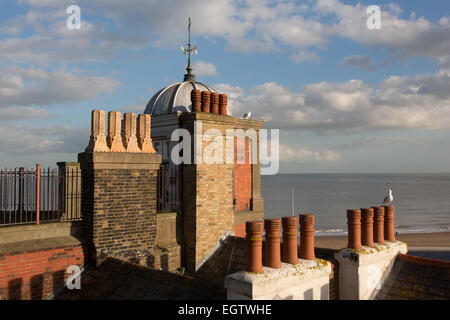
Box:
[315, 229, 347, 236]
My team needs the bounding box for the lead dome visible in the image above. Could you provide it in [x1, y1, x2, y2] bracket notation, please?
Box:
[144, 80, 233, 116]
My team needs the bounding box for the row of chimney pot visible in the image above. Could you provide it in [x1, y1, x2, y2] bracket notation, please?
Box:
[191, 89, 228, 115]
[245, 214, 315, 273]
[347, 205, 396, 250]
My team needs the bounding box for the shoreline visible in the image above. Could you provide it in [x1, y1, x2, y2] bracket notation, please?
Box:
[315, 231, 450, 250]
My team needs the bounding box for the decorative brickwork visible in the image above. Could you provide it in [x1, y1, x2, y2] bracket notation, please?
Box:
[0, 243, 84, 300]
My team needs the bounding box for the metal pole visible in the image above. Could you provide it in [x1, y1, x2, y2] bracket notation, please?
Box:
[36, 164, 40, 225]
[292, 188, 294, 216]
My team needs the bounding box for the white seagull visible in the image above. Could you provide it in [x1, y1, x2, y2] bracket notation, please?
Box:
[242, 110, 251, 119]
[383, 189, 394, 205]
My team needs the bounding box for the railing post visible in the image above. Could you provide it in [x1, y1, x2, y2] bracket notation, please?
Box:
[36, 163, 40, 225]
[18, 167, 24, 218]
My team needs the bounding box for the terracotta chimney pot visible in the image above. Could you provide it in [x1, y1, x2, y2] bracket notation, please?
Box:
[372, 206, 385, 244]
[264, 219, 281, 268]
[347, 209, 362, 250]
[299, 214, 315, 260]
[219, 94, 228, 115]
[282, 216, 298, 264]
[383, 205, 396, 241]
[191, 89, 201, 112]
[361, 208, 374, 247]
[246, 221, 263, 273]
[201, 91, 211, 113]
[210, 92, 219, 114]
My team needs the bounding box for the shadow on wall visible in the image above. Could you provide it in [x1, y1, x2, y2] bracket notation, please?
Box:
[193, 235, 247, 290]
[7, 270, 67, 300]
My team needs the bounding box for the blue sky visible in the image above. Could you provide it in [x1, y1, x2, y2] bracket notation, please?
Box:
[0, 0, 449, 173]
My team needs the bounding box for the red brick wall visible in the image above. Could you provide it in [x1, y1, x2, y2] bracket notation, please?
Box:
[233, 223, 246, 238]
[234, 138, 252, 211]
[0, 244, 84, 300]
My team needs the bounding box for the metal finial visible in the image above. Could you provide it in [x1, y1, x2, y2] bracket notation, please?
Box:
[181, 17, 198, 81]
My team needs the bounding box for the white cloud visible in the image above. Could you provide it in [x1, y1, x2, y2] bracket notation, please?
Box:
[0, 107, 52, 120]
[314, 0, 450, 69]
[280, 144, 341, 162]
[215, 71, 450, 133]
[0, 66, 120, 109]
[340, 55, 375, 71]
[290, 50, 320, 64]
[335, 137, 426, 150]
[1, 0, 447, 71]
[192, 61, 218, 76]
[0, 123, 87, 155]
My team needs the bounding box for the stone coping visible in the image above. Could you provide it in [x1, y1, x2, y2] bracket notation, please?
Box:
[156, 211, 177, 218]
[0, 236, 82, 256]
[78, 152, 162, 170]
[335, 241, 408, 266]
[225, 258, 332, 298]
[180, 112, 265, 129]
[234, 210, 264, 225]
[0, 221, 81, 244]
[56, 162, 80, 167]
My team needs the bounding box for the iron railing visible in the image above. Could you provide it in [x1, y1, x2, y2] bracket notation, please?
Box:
[0, 164, 81, 226]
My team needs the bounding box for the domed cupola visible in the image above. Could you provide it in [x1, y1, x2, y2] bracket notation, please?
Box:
[144, 80, 233, 116]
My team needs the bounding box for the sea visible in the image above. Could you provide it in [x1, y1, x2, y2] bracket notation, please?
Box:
[261, 173, 450, 236]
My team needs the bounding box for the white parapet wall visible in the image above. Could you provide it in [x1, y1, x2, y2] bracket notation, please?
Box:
[335, 241, 407, 300]
[225, 259, 332, 300]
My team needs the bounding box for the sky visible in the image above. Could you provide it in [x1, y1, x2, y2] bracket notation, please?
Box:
[0, 0, 449, 173]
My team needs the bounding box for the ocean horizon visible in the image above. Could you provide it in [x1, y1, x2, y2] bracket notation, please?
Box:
[261, 173, 450, 236]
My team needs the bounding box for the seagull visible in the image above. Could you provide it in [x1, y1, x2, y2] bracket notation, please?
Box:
[383, 189, 394, 205]
[242, 110, 251, 119]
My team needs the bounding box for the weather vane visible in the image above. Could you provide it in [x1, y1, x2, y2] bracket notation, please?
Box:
[181, 17, 198, 81]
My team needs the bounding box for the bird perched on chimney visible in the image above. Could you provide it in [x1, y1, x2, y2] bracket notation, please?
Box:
[383, 189, 393, 205]
[242, 110, 251, 119]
